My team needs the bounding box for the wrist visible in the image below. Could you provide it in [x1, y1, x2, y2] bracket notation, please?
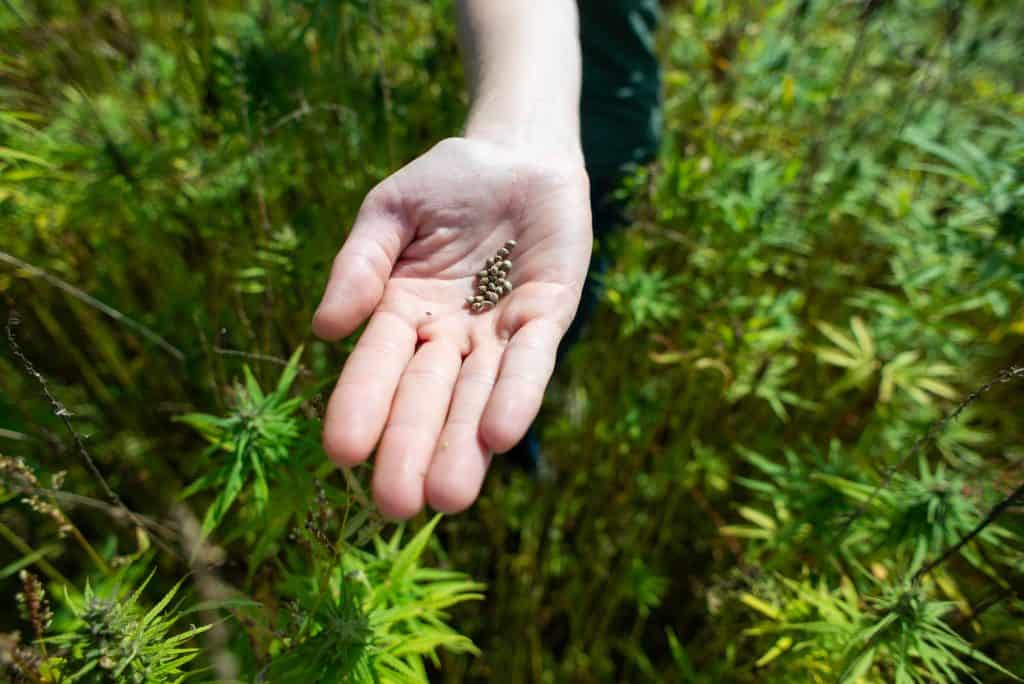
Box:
[464, 102, 583, 168]
[457, 0, 583, 167]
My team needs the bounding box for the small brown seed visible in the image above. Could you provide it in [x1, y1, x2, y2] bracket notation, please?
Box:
[505, 239, 517, 248]
[477, 270, 488, 278]
[486, 291, 499, 303]
[501, 259, 512, 270]
[472, 302, 484, 312]
[497, 247, 509, 258]
[481, 300, 495, 310]
[466, 297, 475, 306]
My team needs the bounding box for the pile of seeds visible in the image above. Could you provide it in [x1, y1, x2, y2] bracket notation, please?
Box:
[466, 239, 517, 313]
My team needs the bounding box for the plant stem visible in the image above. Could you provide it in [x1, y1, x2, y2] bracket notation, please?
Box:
[0, 251, 183, 361]
[0, 520, 70, 586]
[913, 480, 1024, 584]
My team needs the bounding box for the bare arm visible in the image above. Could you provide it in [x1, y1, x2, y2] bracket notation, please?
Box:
[457, 0, 583, 163]
[314, 2, 591, 519]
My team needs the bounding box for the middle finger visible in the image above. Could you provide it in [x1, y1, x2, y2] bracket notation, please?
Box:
[372, 338, 462, 519]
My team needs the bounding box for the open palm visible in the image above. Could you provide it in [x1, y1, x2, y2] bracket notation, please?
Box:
[313, 137, 591, 519]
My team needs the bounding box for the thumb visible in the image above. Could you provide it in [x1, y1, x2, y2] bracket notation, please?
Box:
[313, 183, 410, 340]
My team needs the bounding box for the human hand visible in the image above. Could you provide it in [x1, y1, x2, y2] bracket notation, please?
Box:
[313, 137, 591, 519]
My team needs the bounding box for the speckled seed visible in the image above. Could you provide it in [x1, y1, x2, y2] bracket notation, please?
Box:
[484, 291, 497, 303]
[472, 302, 484, 312]
[466, 296, 475, 306]
[501, 259, 512, 270]
[505, 239, 517, 248]
[481, 300, 495, 310]
[477, 270, 488, 278]
[497, 247, 509, 258]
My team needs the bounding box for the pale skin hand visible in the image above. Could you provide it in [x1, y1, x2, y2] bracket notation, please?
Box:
[313, 138, 590, 519]
[313, 1, 588, 519]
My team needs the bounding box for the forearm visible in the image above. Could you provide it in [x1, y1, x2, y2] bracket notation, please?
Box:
[456, 0, 583, 164]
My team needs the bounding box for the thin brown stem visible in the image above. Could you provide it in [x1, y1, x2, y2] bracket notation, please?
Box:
[834, 365, 1024, 542]
[0, 251, 183, 361]
[914, 480, 1024, 584]
[6, 312, 179, 559]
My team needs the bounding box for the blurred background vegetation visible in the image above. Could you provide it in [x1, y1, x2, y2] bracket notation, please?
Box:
[1, 0, 1023, 682]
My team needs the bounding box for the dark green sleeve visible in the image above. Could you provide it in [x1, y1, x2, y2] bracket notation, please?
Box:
[579, 0, 662, 183]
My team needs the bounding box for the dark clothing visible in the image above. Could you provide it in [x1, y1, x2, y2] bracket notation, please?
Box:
[580, 0, 662, 183]
[511, 2, 662, 471]
[566, 1, 662, 353]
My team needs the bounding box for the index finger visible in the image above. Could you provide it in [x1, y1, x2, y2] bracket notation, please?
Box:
[322, 311, 417, 467]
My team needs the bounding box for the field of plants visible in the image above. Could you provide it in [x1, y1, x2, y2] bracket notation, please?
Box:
[2, 0, 1023, 682]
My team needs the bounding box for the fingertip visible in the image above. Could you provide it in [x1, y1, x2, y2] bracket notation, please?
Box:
[479, 409, 525, 455]
[322, 419, 372, 467]
[312, 280, 377, 342]
[372, 473, 424, 521]
[312, 305, 347, 341]
[425, 468, 483, 515]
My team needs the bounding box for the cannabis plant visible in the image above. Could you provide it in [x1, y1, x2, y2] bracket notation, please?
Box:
[270, 516, 484, 683]
[178, 348, 311, 537]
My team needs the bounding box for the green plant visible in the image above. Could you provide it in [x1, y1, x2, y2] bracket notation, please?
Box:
[178, 348, 309, 537]
[47, 573, 209, 684]
[271, 516, 484, 683]
[1, 0, 1023, 682]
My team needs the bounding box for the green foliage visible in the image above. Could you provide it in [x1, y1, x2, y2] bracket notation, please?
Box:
[178, 347, 307, 537]
[47, 573, 209, 683]
[271, 516, 484, 683]
[825, 457, 1016, 579]
[745, 577, 1021, 683]
[602, 268, 683, 336]
[1, 0, 1023, 682]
